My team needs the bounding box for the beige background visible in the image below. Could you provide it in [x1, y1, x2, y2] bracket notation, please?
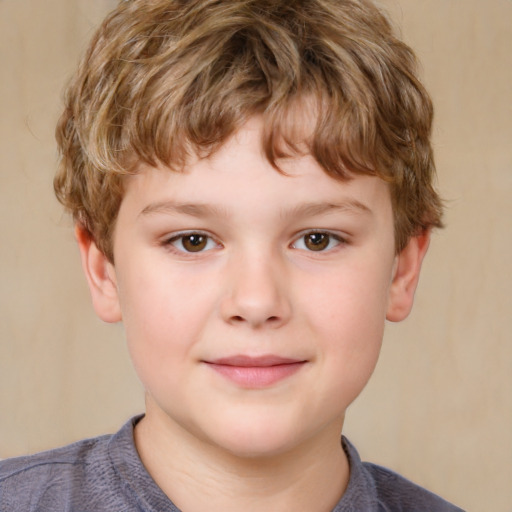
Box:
[1, 0, 511, 510]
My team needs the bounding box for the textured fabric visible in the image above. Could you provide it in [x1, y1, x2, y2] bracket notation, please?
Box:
[0, 416, 464, 511]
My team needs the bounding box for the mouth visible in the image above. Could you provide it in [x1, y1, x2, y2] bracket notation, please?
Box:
[203, 355, 307, 388]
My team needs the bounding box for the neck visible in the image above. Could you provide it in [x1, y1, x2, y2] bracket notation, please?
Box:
[134, 411, 349, 512]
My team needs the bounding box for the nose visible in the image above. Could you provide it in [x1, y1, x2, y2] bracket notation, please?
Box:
[220, 252, 292, 329]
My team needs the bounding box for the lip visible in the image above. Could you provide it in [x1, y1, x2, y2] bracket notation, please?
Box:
[203, 355, 307, 388]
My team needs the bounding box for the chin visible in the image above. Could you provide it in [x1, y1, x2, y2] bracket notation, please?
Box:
[218, 438, 296, 460]
[205, 419, 307, 460]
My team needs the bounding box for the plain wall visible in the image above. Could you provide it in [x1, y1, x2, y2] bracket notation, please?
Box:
[1, 1, 511, 510]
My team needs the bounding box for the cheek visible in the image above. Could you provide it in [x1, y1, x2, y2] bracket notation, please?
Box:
[299, 261, 391, 393]
[117, 266, 217, 380]
[303, 259, 392, 338]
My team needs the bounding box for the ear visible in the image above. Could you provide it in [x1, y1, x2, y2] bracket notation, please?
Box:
[386, 230, 431, 322]
[75, 225, 122, 323]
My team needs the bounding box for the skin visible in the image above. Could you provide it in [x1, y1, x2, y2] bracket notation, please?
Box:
[77, 118, 430, 512]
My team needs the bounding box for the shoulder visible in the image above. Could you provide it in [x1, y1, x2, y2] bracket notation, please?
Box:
[362, 461, 465, 511]
[0, 415, 148, 512]
[339, 437, 465, 512]
[1, 416, 179, 512]
[0, 433, 115, 510]
[0, 433, 111, 476]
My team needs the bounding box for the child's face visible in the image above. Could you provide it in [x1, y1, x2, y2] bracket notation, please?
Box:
[83, 118, 424, 458]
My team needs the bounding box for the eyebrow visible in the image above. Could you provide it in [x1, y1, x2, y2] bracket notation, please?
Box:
[139, 199, 372, 219]
[283, 200, 372, 219]
[140, 201, 228, 218]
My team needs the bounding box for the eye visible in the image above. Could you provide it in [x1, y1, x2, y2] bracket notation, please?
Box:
[292, 231, 343, 252]
[167, 232, 218, 253]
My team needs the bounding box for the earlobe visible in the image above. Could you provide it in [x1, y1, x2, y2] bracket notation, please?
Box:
[75, 225, 122, 323]
[386, 230, 431, 322]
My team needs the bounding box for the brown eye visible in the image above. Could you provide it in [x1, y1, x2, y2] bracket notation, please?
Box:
[168, 232, 218, 254]
[181, 234, 208, 252]
[304, 233, 330, 251]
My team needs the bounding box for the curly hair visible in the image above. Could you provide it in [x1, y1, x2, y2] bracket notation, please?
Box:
[55, 0, 443, 261]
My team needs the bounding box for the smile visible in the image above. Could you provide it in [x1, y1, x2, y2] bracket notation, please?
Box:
[203, 355, 307, 388]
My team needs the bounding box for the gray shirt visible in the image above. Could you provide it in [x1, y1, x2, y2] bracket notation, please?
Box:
[0, 416, 464, 511]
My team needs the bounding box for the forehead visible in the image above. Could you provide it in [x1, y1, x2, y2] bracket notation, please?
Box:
[120, 118, 392, 224]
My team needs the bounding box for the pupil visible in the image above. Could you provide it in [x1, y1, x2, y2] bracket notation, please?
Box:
[183, 235, 206, 252]
[310, 234, 324, 244]
[188, 235, 203, 246]
[306, 233, 329, 251]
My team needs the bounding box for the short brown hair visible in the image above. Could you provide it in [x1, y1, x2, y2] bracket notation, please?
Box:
[55, 0, 443, 261]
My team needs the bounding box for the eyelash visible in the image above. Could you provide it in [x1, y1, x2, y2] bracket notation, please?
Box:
[162, 230, 348, 255]
[291, 230, 347, 252]
[163, 231, 221, 254]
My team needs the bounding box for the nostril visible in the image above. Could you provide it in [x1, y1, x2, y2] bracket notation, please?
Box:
[229, 315, 281, 325]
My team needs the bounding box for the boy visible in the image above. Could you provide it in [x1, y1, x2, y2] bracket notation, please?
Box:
[0, 0, 464, 510]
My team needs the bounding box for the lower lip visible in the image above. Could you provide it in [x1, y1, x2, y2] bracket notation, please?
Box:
[206, 362, 305, 388]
